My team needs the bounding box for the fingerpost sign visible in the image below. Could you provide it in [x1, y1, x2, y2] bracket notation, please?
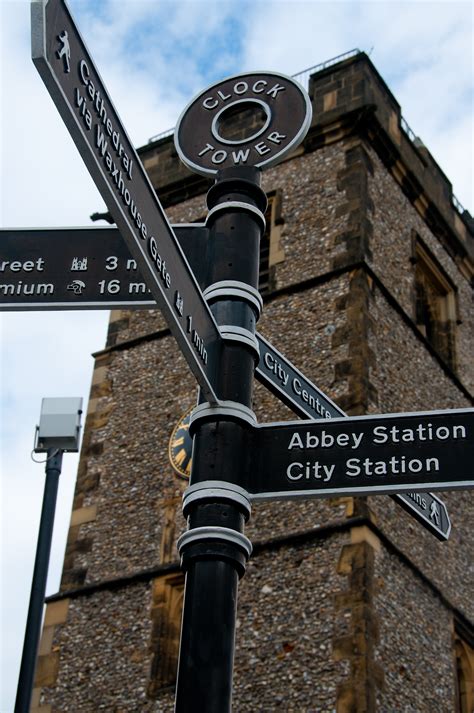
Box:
[31, 0, 222, 403]
[0, 225, 208, 310]
[253, 334, 452, 540]
[249, 409, 474, 500]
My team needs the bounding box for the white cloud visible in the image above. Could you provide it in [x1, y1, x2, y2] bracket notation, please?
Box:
[240, 0, 472, 211]
[68, 0, 252, 146]
[242, 2, 360, 75]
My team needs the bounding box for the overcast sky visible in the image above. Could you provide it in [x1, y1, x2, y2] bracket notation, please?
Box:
[1, 0, 472, 709]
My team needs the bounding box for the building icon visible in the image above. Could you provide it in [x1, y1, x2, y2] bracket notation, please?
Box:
[32, 52, 473, 712]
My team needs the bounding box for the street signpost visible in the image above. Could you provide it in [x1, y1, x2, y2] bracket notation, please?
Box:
[31, 0, 221, 403]
[248, 409, 474, 500]
[172, 70, 313, 713]
[21, 2, 471, 711]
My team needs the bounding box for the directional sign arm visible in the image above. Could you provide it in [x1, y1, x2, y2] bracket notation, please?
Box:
[31, 0, 221, 403]
[250, 409, 474, 501]
[255, 332, 343, 419]
[392, 491, 451, 541]
[0, 226, 208, 311]
[254, 333, 453, 540]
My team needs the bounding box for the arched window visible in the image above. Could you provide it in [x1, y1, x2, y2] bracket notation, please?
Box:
[454, 629, 474, 713]
[148, 572, 185, 696]
[412, 236, 458, 369]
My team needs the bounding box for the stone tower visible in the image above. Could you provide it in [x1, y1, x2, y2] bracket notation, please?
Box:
[33, 52, 473, 712]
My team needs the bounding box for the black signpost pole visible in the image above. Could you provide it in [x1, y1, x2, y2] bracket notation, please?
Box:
[15, 449, 63, 713]
[175, 167, 266, 712]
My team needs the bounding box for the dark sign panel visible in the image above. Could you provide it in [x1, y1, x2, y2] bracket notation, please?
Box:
[255, 333, 343, 419]
[249, 409, 474, 500]
[175, 71, 312, 176]
[394, 491, 451, 540]
[0, 226, 207, 310]
[31, 0, 221, 403]
[254, 334, 452, 539]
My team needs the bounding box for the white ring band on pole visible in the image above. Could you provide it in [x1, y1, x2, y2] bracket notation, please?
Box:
[182, 481, 252, 519]
[177, 526, 253, 558]
[203, 281, 263, 316]
[219, 325, 260, 356]
[190, 401, 257, 429]
[205, 201, 266, 232]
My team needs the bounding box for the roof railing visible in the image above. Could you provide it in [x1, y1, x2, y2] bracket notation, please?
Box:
[146, 126, 174, 144]
[400, 116, 416, 143]
[292, 48, 361, 89]
[452, 194, 466, 215]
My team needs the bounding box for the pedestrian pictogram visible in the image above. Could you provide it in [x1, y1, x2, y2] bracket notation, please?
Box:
[55, 30, 70, 72]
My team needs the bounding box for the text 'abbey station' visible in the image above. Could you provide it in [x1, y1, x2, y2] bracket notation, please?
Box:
[249, 409, 474, 501]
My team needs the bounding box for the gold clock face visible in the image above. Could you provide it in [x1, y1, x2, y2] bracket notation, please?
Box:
[168, 409, 193, 479]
